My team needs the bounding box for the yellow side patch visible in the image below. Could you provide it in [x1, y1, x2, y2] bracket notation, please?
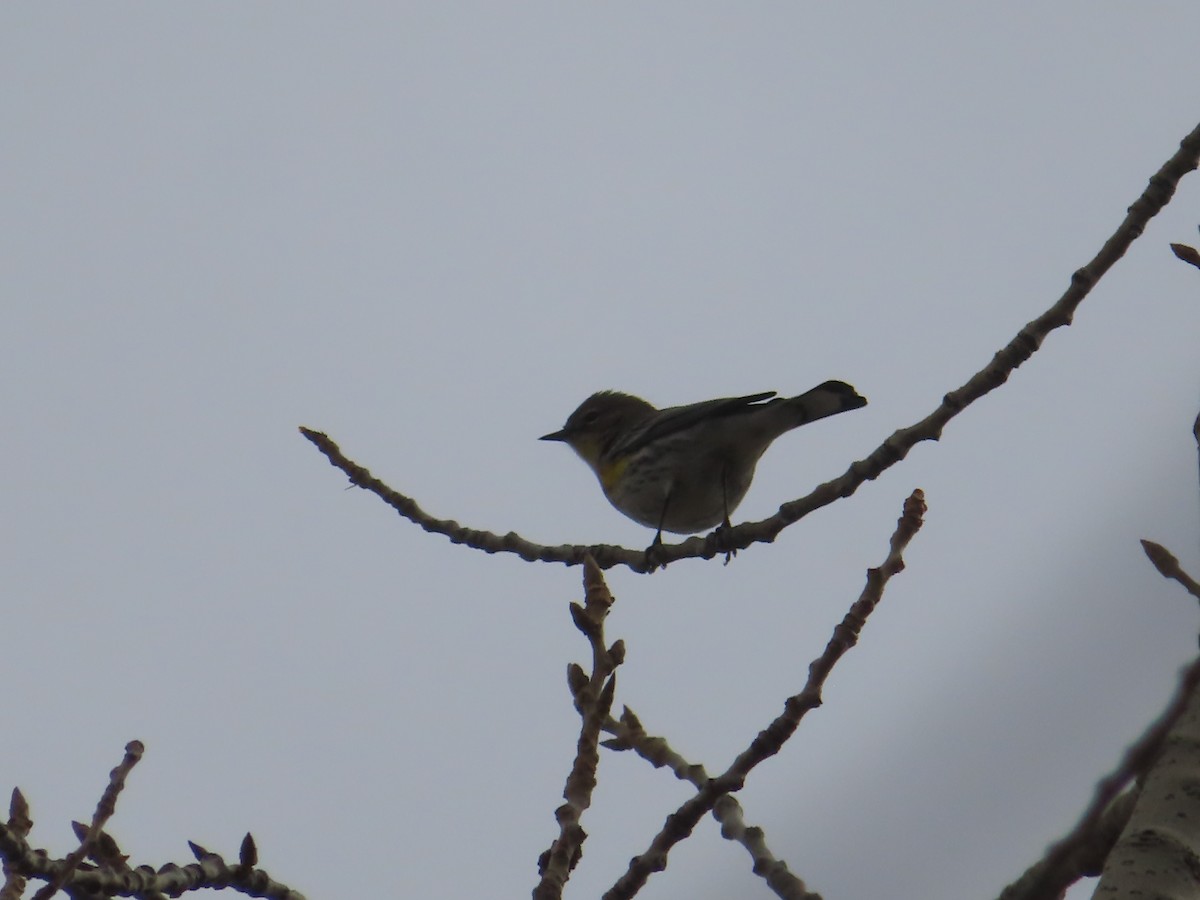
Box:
[598, 454, 631, 492]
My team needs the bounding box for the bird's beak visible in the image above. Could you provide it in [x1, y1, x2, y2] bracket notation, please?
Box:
[539, 429, 568, 442]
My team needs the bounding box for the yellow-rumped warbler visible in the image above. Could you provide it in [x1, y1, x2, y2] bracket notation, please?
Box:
[540, 381, 866, 546]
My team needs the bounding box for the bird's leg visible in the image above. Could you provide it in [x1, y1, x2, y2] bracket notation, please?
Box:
[715, 464, 737, 564]
[643, 493, 671, 570]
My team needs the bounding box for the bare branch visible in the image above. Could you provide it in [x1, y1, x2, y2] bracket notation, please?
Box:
[998, 654, 1200, 900]
[301, 121, 1200, 573]
[998, 789, 1137, 900]
[0, 748, 306, 900]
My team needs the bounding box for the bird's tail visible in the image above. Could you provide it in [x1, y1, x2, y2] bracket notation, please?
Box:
[782, 380, 867, 427]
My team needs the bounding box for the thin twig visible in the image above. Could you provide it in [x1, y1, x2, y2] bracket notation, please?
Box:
[32, 740, 143, 900]
[0, 790, 33, 900]
[1141, 540, 1200, 602]
[602, 489, 926, 899]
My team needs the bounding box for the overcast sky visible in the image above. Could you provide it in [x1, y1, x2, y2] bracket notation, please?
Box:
[4, 6, 1200, 899]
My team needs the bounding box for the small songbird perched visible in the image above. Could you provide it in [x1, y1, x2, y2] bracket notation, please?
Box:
[540, 381, 867, 547]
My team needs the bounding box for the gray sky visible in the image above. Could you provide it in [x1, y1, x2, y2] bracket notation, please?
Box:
[4, 6, 1200, 899]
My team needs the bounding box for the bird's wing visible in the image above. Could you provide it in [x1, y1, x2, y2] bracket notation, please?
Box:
[612, 392, 777, 456]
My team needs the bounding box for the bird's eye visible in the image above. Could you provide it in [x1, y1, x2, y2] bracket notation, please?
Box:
[580, 409, 600, 426]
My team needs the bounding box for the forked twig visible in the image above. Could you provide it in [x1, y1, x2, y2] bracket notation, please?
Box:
[534, 557, 624, 899]
[0, 744, 306, 900]
[602, 489, 926, 898]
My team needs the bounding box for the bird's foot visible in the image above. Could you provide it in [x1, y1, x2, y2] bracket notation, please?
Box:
[712, 521, 738, 566]
[643, 531, 669, 571]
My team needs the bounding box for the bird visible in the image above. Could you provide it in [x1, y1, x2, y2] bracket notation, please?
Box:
[540, 381, 866, 549]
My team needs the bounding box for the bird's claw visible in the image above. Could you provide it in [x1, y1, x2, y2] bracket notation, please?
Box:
[712, 522, 738, 565]
[643, 530, 670, 571]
